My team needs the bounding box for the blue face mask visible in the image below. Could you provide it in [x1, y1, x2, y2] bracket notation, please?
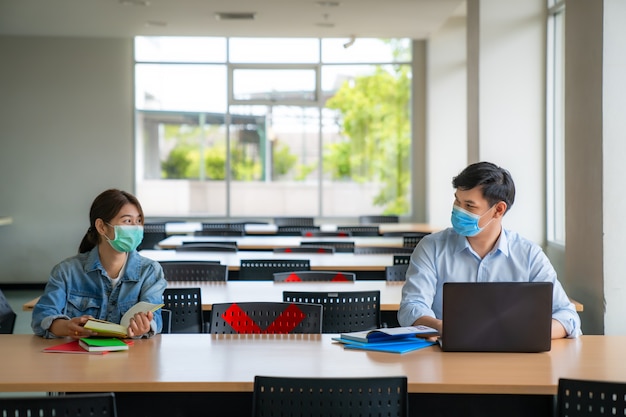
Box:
[450, 205, 495, 237]
[105, 224, 144, 252]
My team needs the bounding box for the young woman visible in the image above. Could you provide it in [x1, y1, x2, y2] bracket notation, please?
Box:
[32, 189, 167, 338]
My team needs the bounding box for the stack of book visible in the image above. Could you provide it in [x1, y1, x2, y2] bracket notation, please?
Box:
[43, 338, 133, 355]
[332, 326, 439, 354]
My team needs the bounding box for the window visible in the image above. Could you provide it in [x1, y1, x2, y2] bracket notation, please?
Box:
[135, 37, 412, 219]
[546, 1, 565, 244]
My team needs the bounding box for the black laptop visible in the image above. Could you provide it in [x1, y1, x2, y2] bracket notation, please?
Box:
[439, 282, 553, 352]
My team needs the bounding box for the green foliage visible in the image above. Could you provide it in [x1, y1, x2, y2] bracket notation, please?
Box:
[325, 64, 411, 214]
[272, 141, 298, 178]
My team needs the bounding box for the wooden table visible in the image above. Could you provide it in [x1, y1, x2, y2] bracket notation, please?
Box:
[1, 334, 622, 395]
[157, 235, 405, 250]
[164, 222, 438, 235]
[140, 249, 395, 271]
[165, 280, 404, 311]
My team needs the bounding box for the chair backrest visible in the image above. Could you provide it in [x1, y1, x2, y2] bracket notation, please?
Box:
[159, 261, 228, 281]
[253, 376, 408, 417]
[358, 215, 399, 224]
[273, 270, 356, 282]
[556, 378, 626, 417]
[162, 288, 204, 333]
[0, 393, 118, 417]
[276, 225, 320, 236]
[209, 302, 323, 334]
[201, 222, 245, 231]
[393, 254, 411, 265]
[385, 264, 408, 282]
[336, 225, 380, 236]
[283, 290, 380, 333]
[402, 232, 430, 248]
[238, 259, 311, 280]
[0, 288, 16, 334]
[274, 246, 335, 254]
[354, 246, 414, 255]
[300, 230, 352, 237]
[176, 243, 238, 252]
[301, 240, 355, 253]
[138, 222, 167, 250]
[194, 228, 244, 236]
[274, 217, 315, 227]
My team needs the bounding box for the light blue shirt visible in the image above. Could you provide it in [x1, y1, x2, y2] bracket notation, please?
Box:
[32, 247, 167, 338]
[397, 227, 582, 338]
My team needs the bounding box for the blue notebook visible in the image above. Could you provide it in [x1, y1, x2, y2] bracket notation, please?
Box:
[333, 337, 436, 354]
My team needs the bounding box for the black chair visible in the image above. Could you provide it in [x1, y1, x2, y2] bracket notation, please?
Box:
[176, 243, 238, 252]
[354, 246, 414, 255]
[209, 301, 323, 334]
[159, 261, 228, 281]
[201, 222, 246, 232]
[274, 246, 335, 254]
[301, 240, 355, 253]
[194, 229, 244, 236]
[274, 217, 315, 227]
[393, 254, 411, 265]
[300, 230, 352, 237]
[252, 376, 408, 417]
[0, 288, 16, 334]
[0, 393, 118, 417]
[238, 259, 311, 280]
[138, 222, 167, 250]
[283, 290, 380, 333]
[276, 225, 320, 236]
[402, 232, 431, 248]
[337, 225, 380, 236]
[358, 215, 399, 224]
[274, 270, 356, 282]
[556, 378, 626, 416]
[385, 264, 408, 282]
[161, 288, 204, 333]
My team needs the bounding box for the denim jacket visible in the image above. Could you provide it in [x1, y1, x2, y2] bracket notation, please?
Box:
[32, 246, 167, 338]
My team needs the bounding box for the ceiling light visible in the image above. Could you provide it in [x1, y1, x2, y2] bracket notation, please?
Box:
[315, 22, 335, 28]
[215, 12, 256, 21]
[119, 0, 150, 6]
[316, 1, 340, 6]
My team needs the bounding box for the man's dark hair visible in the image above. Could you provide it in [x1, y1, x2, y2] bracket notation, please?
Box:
[452, 161, 515, 212]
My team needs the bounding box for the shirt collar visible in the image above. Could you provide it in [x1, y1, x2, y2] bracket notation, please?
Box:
[84, 246, 142, 281]
[452, 227, 510, 257]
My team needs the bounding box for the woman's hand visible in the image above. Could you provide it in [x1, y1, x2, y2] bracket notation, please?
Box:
[127, 310, 153, 338]
[51, 315, 96, 339]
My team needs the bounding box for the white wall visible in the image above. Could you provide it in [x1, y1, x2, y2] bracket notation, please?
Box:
[0, 36, 133, 283]
[602, 0, 626, 335]
[426, 15, 468, 229]
[467, 0, 546, 245]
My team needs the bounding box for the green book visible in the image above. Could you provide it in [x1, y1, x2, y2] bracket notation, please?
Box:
[79, 337, 131, 352]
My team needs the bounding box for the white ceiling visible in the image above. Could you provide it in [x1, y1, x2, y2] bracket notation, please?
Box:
[0, 0, 465, 39]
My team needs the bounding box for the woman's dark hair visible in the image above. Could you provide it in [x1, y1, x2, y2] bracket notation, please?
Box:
[452, 161, 515, 212]
[78, 189, 144, 253]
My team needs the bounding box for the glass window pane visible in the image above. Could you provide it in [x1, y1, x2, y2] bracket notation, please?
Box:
[135, 36, 227, 62]
[322, 64, 412, 216]
[135, 111, 227, 216]
[321, 38, 411, 63]
[136, 64, 227, 112]
[232, 68, 316, 102]
[229, 38, 319, 63]
[228, 105, 320, 217]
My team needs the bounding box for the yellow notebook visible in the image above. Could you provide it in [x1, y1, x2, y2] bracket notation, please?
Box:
[84, 301, 164, 338]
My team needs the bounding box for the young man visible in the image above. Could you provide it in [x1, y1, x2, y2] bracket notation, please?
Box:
[397, 161, 581, 339]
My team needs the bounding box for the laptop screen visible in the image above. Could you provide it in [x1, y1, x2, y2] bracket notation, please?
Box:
[441, 282, 553, 352]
